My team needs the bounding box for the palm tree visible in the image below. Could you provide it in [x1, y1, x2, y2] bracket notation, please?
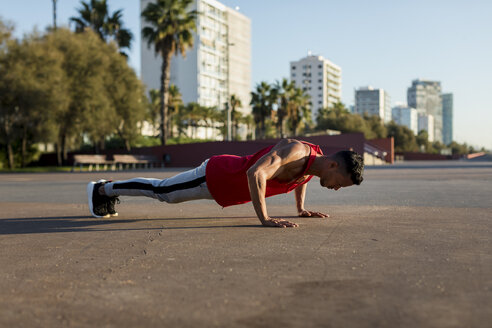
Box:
[250, 82, 272, 139]
[229, 94, 242, 140]
[142, 0, 197, 145]
[241, 114, 255, 140]
[179, 102, 201, 139]
[287, 87, 311, 136]
[167, 84, 182, 138]
[70, 0, 133, 56]
[272, 78, 295, 138]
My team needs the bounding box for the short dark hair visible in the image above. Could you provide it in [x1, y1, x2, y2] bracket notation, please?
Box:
[333, 150, 364, 185]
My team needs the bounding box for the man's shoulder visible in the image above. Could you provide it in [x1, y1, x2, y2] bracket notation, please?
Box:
[275, 138, 305, 150]
[274, 139, 311, 160]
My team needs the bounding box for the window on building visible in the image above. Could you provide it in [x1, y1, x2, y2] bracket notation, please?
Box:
[292, 66, 296, 70]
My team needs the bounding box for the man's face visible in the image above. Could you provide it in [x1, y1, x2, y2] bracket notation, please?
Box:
[320, 168, 354, 191]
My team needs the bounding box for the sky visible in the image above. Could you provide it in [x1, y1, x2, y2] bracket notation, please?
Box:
[1, 0, 491, 149]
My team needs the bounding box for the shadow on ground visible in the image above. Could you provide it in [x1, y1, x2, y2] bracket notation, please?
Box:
[0, 216, 262, 234]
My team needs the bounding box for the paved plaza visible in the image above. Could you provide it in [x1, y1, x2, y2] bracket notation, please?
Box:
[0, 161, 491, 327]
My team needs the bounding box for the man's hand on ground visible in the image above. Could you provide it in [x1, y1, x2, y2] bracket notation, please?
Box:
[298, 209, 329, 218]
[262, 218, 299, 228]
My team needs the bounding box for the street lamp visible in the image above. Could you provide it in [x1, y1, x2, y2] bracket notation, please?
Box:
[52, 0, 58, 30]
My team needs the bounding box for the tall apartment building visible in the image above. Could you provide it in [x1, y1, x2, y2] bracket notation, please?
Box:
[392, 105, 418, 135]
[442, 93, 453, 145]
[407, 79, 442, 142]
[290, 54, 342, 122]
[140, 0, 251, 117]
[354, 86, 391, 123]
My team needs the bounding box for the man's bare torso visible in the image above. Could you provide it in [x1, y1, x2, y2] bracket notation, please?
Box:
[266, 139, 314, 184]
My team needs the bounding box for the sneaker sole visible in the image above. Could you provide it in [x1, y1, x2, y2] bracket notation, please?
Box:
[87, 181, 110, 218]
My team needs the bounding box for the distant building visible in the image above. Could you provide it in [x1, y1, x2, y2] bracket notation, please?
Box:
[290, 54, 342, 122]
[407, 79, 442, 142]
[354, 86, 391, 123]
[418, 113, 435, 142]
[140, 0, 251, 117]
[392, 105, 418, 135]
[442, 93, 453, 145]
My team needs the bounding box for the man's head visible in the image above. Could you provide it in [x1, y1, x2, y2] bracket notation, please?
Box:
[319, 150, 364, 190]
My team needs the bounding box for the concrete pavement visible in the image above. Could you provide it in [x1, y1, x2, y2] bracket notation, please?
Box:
[0, 161, 491, 327]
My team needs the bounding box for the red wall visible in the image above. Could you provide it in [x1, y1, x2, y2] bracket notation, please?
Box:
[130, 134, 367, 167]
[368, 137, 394, 164]
[36, 133, 371, 168]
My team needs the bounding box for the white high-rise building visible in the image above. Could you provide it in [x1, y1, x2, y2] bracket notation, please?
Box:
[140, 0, 251, 117]
[418, 113, 435, 142]
[392, 105, 418, 135]
[290, 54, 342, 122]
[354, 86, 391, 123]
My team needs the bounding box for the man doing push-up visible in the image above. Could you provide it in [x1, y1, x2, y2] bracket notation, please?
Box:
[87, 139, 364, 228]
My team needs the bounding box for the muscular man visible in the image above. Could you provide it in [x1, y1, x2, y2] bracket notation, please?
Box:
[87, 139, 364, 228]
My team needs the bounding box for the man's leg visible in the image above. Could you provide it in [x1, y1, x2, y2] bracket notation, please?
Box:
[102, 159, 213, 203]
[87, 160, 213, 218]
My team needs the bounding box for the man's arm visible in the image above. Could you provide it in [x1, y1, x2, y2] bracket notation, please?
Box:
[246, 140, 306, 227]
[295, 184, 329, 218]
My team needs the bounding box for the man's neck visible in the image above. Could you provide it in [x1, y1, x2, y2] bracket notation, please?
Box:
[306, 155, 326, 177]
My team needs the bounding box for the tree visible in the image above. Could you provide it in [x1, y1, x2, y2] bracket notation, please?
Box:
[250, 81, 272, 139]
[287, 87, 311, 136]
[317, 102, 360, 134]
[175, 102, 220, 139]
[431, 141, 445, 154]
[103, 44, 147, 151]
[181, 102, 201, 139]
[0, 19, 15, 168]
[0, 24, 148, 168]
[416, 130, 430, 152]
[44, 28, 112, 160]
[0, 29, 69, 168]
[167, 84, 182, 139]
[241, 114, 255, 140]
[142, 0, 198, 145]
[272, 78, 294, 138]
[229, 94, 242, 140]
[70, 0, 133, 56]
[148, 89, 161, 137]
[363, 113, 387, 139]
[44, 28, 146, 161]
[386, 121, 418, 152]
[449, 141, 469, 155]
[317, 102, 389, 139]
